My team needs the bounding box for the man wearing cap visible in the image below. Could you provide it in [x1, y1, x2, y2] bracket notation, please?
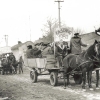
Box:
[26, 45, 33, 58]
[55, 41, 65, 68]
[70, 33, 87, 55]
[32, 44, 42, 58]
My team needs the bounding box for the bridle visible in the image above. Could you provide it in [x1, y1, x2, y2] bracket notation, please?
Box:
[94, 43, 100, 56]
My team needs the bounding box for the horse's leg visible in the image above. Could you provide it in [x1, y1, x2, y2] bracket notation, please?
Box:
[15, 66, 17, 74]
[10, 65, 13, 74]
[64, 71, 67, 89]
[96, 70, 99, 89]
[87, 72, 89, 85]
[19, 64, 21, 74]
[88, 70, 93, 90]
[66, 74, 70, 86]
[82, 71, 86, 89]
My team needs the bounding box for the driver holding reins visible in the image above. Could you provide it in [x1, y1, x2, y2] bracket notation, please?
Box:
[70, 33, 88, 55]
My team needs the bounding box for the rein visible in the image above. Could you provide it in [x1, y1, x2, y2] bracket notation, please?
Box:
[66, 61, 93, 75]
[66, 43, 100, 75]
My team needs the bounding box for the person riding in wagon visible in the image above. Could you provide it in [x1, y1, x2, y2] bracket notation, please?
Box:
[55, 40, 69, 68]
[70, 33, 88, 55]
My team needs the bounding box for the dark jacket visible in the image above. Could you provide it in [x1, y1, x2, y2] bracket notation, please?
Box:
[55, 45, 65, 57]
[26, 49, 33, 58]
[70, 36, 87, 54]
[19, 56, 24, 64]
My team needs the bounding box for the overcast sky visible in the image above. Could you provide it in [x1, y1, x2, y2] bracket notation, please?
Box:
[0, 0, 100, 47]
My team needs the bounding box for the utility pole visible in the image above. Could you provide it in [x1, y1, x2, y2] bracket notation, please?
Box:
[29, 16, 31, 41]
[4, 35, 8, 46]
[55, 0, 64, 28]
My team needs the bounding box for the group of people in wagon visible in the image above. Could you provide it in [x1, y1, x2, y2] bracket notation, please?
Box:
[26, 32, 88, 68]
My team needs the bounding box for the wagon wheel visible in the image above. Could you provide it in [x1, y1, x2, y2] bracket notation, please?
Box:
[50, 71, 58, 86]
[73, 74, 82, 84]
[30, 70, 38, 83]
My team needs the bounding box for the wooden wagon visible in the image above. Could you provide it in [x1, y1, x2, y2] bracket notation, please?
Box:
[25, 54, 83, 86]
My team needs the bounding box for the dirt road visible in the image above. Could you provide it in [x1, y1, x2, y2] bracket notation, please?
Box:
[0, 68, 100, 100]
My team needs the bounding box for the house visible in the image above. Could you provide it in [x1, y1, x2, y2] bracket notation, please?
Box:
[80, 32, 100, 50]
[11, 41, 34, 61]
[0, 46, 12, 55]
[0, 46, 12, 59]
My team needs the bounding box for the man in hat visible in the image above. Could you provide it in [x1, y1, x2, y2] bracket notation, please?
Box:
[26, 45, 33, 58]
[70, 33, 88, 54]
[63, 41, 70, 58]
[55, 41, 65, 68]
[32, 44, 42, 58]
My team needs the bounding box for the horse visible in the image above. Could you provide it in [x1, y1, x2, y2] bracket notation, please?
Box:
[10, 56, 19, 74]
[63, 40, 100, 90]
[1, 57, 12, 75]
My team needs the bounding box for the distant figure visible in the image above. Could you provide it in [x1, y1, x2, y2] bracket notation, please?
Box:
[70, 33, 88, 55]
[18, 55, 24, 74]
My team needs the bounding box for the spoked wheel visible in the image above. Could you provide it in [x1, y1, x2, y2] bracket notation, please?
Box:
[50, 72, 58, 86]
[74, 74, 82, 84]
[30, 70, 38, 83]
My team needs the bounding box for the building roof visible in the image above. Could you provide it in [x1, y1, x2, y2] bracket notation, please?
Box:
[0, 46, 12, 54]
[11, 41, 34, 50]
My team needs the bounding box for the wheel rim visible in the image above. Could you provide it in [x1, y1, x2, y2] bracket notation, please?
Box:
[30, 71, 34, 80]
[50, 74, 54, 84]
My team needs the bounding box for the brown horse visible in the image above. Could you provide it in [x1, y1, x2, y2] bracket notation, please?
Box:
[63, 40, 100, 90]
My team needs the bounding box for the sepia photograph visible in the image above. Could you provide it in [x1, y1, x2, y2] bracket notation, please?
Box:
[0, 0, 100, 100]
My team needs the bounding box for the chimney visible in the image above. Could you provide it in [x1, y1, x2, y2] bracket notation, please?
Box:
[18, 41, 22, 44]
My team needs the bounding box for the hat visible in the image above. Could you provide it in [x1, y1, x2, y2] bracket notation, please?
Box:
[74, 33, 79, 35]
[34, 43, 39, 46]
[39, 42, 44, 45]
[27, 45, 32, 49]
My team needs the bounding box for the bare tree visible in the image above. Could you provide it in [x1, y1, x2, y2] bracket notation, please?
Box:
[41, 17, 58, 42]
[41, 17, 74, 43]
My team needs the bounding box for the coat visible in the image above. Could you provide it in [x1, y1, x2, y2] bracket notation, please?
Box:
[19, 56, 24, 65]
[26, 49, 33, 58]
[70, 36, 87, 54]
[55, 45, 64, 57]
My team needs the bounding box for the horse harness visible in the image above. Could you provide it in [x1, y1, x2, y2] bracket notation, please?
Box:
[67, 47, 99, 75]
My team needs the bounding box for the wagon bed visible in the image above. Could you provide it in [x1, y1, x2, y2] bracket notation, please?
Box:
[24, 55, 83, 86]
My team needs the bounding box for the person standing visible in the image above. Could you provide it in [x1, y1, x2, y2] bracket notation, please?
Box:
[63, 41, 70, 58]
[55, 41, 65, 68]
[70, 33, 88, 55]
[18, 55, 24, 74]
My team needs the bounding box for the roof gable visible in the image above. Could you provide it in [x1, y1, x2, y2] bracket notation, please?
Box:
[11, 41, 34, 50]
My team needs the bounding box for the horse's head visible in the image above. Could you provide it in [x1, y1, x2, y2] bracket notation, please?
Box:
[94, 40, 100, 56]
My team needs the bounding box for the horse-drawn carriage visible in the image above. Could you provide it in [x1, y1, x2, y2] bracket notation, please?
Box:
[25, 39, 100, 90]
[25, 27, 100, 89]
[25, 53, 82, 86]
